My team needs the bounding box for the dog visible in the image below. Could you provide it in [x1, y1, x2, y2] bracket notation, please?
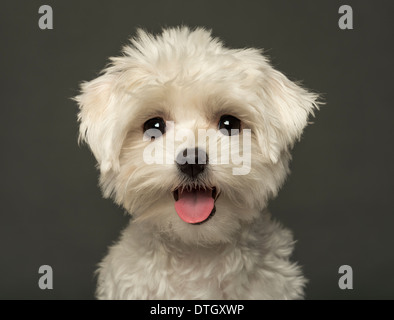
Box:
[76, 26, 319, 299]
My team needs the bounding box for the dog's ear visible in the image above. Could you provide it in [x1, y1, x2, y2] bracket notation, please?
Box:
[253, 59, 320, 163]
[76, 73, 125, 176]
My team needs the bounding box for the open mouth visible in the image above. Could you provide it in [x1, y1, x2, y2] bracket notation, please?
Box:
[173, 186, 219, 225]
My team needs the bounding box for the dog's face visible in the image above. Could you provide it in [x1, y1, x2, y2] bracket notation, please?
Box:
[76, 27, 318, 245]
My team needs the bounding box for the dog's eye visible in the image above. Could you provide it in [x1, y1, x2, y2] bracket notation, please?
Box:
[143, 117, 166, 140]
[218, 115, 241, 136]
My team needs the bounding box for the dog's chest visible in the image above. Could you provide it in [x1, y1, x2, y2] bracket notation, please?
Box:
[135, 244, 255, 299]
[96, 220, 305, 299]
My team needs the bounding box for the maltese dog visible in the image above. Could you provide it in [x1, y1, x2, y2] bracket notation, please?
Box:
[76, 26, 319, 299]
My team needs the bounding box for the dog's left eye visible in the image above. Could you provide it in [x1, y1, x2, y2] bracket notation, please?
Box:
[218, 115, 241, 136]
[143, 117, 166, 140]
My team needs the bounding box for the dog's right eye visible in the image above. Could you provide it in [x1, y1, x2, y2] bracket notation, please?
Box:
[143, 117, 166, 140]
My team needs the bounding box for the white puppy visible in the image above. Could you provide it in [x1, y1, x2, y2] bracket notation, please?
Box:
[76, 27, 319, 299]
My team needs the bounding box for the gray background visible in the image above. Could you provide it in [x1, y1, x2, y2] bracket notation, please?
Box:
[1, 0, 393, 299]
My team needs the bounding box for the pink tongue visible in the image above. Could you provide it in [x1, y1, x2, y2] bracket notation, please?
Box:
[174, 189, 214, 224]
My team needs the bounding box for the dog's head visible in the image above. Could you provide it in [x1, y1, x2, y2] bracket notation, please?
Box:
[76, 27, 319, 244]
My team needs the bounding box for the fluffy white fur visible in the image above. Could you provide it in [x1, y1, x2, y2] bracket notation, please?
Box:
[76, 26, 319, 299]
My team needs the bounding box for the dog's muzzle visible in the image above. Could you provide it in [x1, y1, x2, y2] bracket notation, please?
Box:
[176, 147, 208, 178]
[173, 148, 218, 224]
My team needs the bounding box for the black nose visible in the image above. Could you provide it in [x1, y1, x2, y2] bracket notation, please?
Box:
[176, 148, 208, 178]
